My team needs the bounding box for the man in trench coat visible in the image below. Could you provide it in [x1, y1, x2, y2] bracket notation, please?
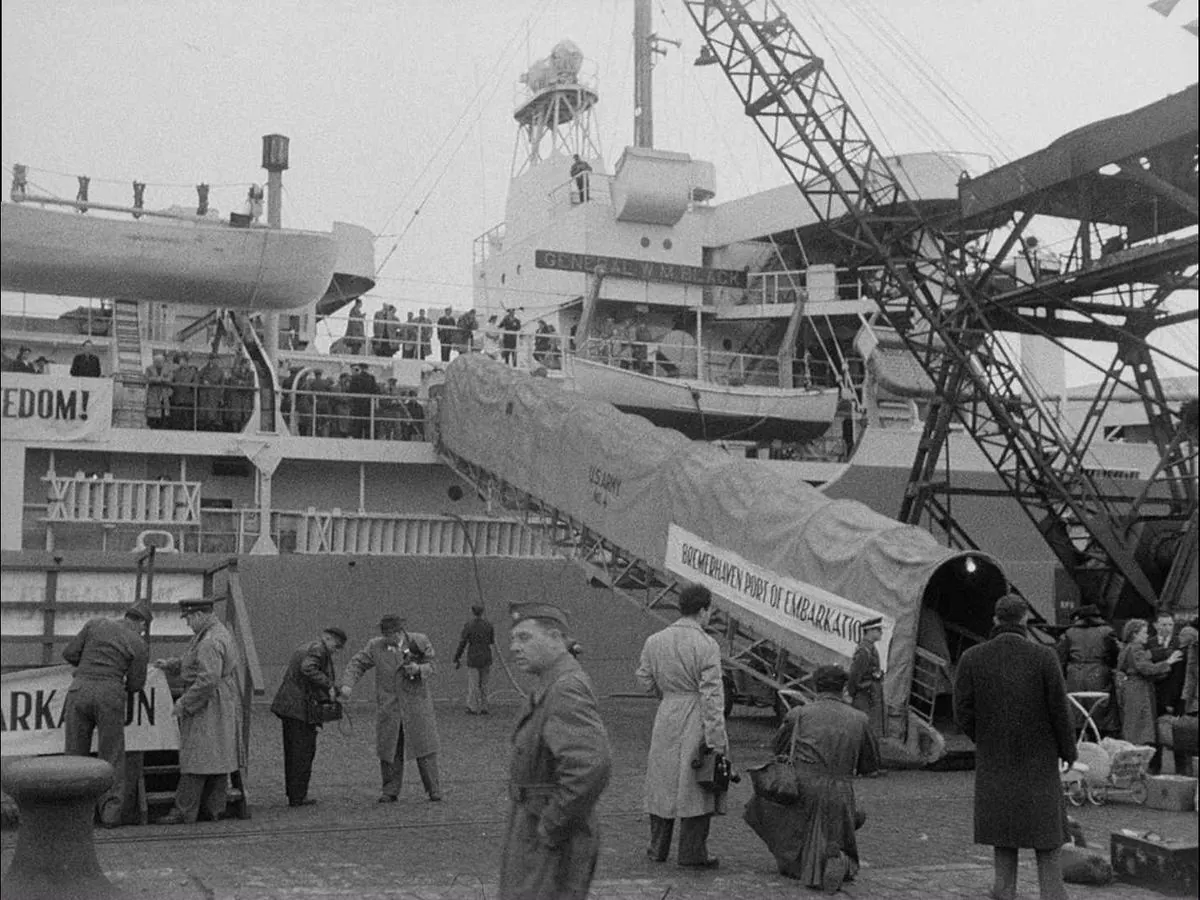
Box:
[635, 584, 728, 868]
[954, 594, 1076, 900]
[156, 598, 243, 824]
[340, 614, 442, 801]
[500, 603, 612, 900]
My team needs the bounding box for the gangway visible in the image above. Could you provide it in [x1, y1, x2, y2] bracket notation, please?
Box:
[437, 354, 1010, 763]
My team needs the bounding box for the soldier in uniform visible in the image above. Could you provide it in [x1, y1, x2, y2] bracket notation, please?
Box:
[500, 603, 612, 900]
[847, 617, 886, 739]
[340, 614, 442, 802]
[62, 604, 151, 827]
[155, 598, 243, 825]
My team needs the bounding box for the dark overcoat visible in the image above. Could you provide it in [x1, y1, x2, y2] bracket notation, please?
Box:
[499, 653, 611, 900]
[1057, 616, 1119, 732]
[953, 627, 1076, 850]
[270, 640, 337, 724]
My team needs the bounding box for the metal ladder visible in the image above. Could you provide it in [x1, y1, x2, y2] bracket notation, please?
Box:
[112, 299, 146, 427]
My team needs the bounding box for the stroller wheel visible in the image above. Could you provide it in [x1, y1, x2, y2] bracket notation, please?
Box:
[1065, 780, 1086, 807]
[1086, 783, 1106, 806]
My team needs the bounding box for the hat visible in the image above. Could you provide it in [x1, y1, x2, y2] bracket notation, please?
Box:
[509, 602, 570, 632]
[124, 603, 151, 623]
[379, 614, 404, 632]
[861, 617, 884, 632]
[813, 664, 849, 693]
[178, 597, 215, 616]
[323, 626, 348, 644]
[1072, 604, 1101, 620]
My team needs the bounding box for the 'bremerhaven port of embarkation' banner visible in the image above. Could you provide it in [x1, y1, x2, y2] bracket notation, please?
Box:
[1, 664, 179, 757]
[665, 523, 894, 668]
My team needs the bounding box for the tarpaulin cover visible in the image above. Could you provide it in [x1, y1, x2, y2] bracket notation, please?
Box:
[440, 354, 1003, 716]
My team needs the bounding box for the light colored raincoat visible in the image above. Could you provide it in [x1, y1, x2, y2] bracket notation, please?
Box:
[165, 619, 242, 774]
[635, 617, 728, 819]
[343, 631, 440, 760]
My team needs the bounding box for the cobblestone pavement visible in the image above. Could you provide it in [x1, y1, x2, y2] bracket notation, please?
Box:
[3, 695, 1196, 899]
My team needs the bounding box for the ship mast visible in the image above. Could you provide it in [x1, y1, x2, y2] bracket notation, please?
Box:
[632, 0, 680, 149]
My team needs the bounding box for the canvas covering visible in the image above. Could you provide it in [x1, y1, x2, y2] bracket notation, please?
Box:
[440, 354, 1003, 716]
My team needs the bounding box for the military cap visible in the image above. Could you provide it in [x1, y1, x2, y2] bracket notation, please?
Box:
[861, 616, 884, 631]
[178, 597, 215, 616]
[323, 626, 348, 644]
[509, 602, 570, 632]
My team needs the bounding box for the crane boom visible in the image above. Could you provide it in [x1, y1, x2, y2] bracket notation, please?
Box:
[680, 0, 1195, 611]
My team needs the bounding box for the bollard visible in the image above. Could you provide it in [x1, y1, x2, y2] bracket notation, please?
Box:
[1, 756, 119, 900]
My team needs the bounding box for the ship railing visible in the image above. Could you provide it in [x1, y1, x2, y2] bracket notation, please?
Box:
[574, 337, 808, 388]
[716, 264, 886, 308]
[197, 508, 557, 557]
[283, 390, 429, 442]
[107, 372, 434, 442]
[548, 172, 614, 210]
[319, 312, 469, 361]
[473, 222, 507, 268]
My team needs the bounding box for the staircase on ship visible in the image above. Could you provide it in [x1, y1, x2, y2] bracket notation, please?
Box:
[111, 298, 148, 427]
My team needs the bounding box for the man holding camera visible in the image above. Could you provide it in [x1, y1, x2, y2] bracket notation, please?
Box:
[341, 614, 442, 802]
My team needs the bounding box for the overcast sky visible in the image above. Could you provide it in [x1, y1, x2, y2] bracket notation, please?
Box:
[2, 0, 1196, 375]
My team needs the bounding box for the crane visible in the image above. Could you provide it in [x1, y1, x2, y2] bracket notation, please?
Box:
[680, 0, 1198, 619]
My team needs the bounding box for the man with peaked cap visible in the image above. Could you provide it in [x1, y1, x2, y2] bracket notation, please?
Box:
[154, 598, 243, 825]
[61, 603, 151, 827]
[271, 626, 349, 807]
[847, 616, 886, 740]
[340, 614, 442, 802]
[745, 663, 880, 892]
[636, 583, 728, 868]
[499, 603, 612, 900]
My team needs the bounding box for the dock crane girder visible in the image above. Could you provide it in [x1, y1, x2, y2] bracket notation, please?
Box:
[681, 0, 1196, 613]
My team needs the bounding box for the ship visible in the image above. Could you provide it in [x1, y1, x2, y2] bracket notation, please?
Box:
[1, 2, 1195, 722]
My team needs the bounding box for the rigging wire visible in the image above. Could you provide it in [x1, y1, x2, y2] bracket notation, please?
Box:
[374, 0, 557, 276]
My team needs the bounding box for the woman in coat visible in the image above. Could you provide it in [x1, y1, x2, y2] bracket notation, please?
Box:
[1117, 619, 1182, 766]
[155, 598, 242, 824]
[341, 614, 442, 802]
[635, 585, 728, 868]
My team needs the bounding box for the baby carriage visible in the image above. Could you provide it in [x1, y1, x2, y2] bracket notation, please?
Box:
[1061, 692, 1155, 806]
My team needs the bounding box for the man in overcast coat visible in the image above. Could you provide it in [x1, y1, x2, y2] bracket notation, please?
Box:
[954, 594, 1076, 900]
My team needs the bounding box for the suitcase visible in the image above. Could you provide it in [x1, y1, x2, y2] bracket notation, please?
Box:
[1110, 831, 1198, 896]
[1145, 775, 1197, 812]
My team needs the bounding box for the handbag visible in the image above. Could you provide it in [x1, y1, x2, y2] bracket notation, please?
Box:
[747, 716, 801, 805]
[308, 696, 343, 723]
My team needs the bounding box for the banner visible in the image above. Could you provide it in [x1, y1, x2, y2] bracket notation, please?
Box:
[665, 524, 894, 667]
[0, 373, 114, 441]
[0, 664, 179, 757]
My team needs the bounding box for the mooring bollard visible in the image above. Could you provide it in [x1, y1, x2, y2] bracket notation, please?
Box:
[1, 756, 119, 900]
